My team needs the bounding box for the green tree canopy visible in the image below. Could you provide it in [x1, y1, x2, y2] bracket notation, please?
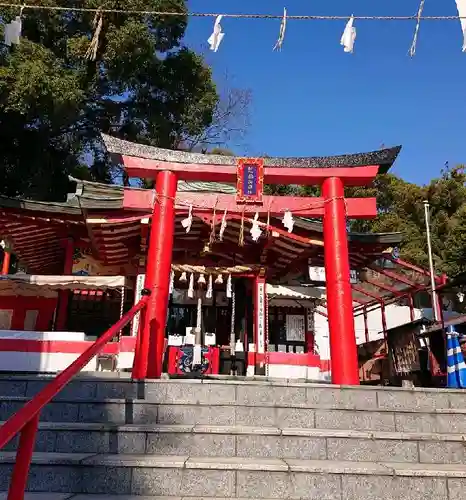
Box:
[348, 165, 466, 277]
[0, 0, 218, 200]
[261, 159, 466, 277]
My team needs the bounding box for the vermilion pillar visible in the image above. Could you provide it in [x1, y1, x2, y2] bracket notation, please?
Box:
[322, 177, 359, 385]
[1, 251, 10, 275]
[55, 237, 74, 331]
[143, 171, 177, 379]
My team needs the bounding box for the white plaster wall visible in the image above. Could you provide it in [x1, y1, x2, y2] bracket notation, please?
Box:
[353, 304, 423, 344]
[314, 304, 424, 361]
[0, 352, 97, 372]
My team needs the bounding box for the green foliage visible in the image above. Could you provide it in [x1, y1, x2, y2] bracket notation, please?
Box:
[260, 161, 466, 277]
[348, 166, 466, 277]
[0, 0, 218, 200]
[208, 148, 235, 156]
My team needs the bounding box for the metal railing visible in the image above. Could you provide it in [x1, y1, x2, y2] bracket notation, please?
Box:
[0, 295, 150, 500]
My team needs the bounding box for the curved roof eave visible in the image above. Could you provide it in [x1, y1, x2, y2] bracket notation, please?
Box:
[101, 133, 401, 173]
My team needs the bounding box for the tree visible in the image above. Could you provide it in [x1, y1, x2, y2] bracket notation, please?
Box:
[261, 160, 466, 277]
[0, 0, 218, 200]
[348, 166, 466, 277]
[180, 71, 252, 152]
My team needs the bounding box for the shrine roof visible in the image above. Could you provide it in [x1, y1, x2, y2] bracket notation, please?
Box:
[102, 134, 402, 174]
[0, 177, 441, 318]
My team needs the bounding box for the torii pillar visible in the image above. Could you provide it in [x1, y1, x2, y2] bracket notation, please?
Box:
[104, 133, 401, 384]
[135, 171, 177, 380]
[322, 177, 359, 385]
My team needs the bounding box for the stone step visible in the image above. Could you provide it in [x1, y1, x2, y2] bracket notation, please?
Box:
[0, 453, 466, 498]
[0, 496, 251, 500]
[3, 396, 466, 433]
[0, 496, 289, 500]
[1, 376, 465, 412]
[0, 494, 73, 500]
[3, 423, 466, 465]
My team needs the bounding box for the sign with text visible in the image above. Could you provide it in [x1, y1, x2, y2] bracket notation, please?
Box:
[236, 158, 264, 203]
[308, 266, 358, 284]
[256, 280, 266, 354]
[131, 273, 145, 337]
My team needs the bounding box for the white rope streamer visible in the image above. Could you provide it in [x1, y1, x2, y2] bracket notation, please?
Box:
[409, 0, 426, 57]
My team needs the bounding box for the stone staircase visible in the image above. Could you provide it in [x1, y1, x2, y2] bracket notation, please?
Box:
[1, 375, 466, 499]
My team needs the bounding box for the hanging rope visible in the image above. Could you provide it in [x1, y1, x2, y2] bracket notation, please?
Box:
[0, 4, 462, 21]
[171, 264, 258, 274]
[238, 208, 245, 247]
[209, 197, 218, 245]
[84, 9, 103, 61]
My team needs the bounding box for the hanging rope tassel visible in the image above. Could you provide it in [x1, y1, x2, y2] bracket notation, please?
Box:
[341, 15, 357, 53]
[169, 270, 175, 295]
[238, 209, 245, 247]
[455, 0, 466, 52]
[208, 14, 225, 52]
[188, 273, 194, 298]
[409, 0, 426, 57]
[209, 198, 218, 245]
[282, 210, 295, 233]
[219, 209, 227, 241]
[181, 205, 193, 233]
[206, 274, 213, 299]
[265, 208, 271, 237]
[273, 7, 287, 51]
[85, 9, 103, 61]
[250, 212, 262, 242]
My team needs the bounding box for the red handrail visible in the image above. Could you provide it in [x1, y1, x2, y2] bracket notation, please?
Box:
[0, 295, 149, 500]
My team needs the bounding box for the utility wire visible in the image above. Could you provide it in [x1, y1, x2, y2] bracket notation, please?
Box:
[0, 3, 464, 21]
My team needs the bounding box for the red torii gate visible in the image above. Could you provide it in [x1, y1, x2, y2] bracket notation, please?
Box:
[103, 134, 401, 385]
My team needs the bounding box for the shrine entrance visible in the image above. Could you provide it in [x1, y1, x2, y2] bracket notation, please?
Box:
[103, 134, 401, 385]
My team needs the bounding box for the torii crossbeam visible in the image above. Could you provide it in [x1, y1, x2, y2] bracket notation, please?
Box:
[103, 134, 401, 385]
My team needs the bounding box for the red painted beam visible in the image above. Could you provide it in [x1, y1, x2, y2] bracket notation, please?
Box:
[124, 190, 377, 219]
[123, 155, 380, 187]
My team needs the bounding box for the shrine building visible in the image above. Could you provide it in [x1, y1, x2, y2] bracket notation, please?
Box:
[0, 136, 439, 384]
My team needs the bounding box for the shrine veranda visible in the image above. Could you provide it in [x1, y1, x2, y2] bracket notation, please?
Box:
[0, 136, 436, 384]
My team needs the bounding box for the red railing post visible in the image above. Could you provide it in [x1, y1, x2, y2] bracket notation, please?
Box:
[8, 414, 40, 500]
[1, 250, 11, 275]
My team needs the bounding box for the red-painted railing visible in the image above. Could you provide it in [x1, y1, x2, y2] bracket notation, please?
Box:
[0, 295, 149, 500]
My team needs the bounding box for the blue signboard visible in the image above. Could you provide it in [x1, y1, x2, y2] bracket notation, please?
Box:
[243, 164, 258, 196]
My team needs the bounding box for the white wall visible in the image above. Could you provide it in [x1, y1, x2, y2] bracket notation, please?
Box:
[313, 304, 423, 361]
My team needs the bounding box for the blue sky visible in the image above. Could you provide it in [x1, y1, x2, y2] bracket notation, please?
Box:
[184, 0, 466, 185]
